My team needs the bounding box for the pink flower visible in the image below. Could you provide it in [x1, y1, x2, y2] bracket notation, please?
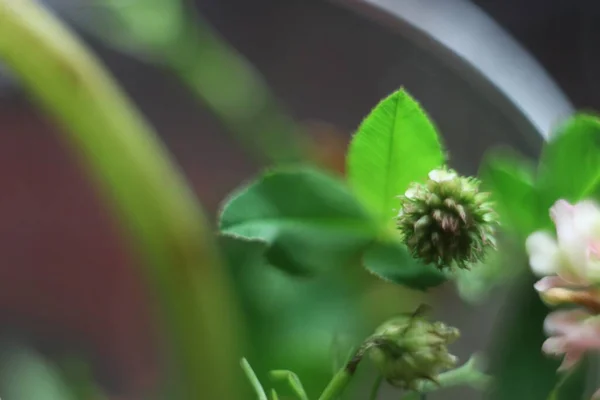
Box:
[526, 200, 600, 285]
[526, 199, 600, 394]
[543, 309, 600, 371]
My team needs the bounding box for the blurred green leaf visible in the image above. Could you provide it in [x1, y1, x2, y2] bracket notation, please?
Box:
[547, 357, 588, 400]
[479, 149, 540, 236]
[454, 235, 524, 303]
[538, 114, 600, 209]
[219, 167, 378, 275]
[219, 235, 369, 399]
[87, 0, 184, 54]
[0, 344, 76, 400]
[69, 1, 307, 165]
[487, 275, 561, 400]
[347, 88, 445, 222]
[362, 238, 446, 290]
[57, 356, 107, 400]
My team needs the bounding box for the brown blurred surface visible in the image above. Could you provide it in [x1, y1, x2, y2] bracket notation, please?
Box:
[0, 101, 158, 396]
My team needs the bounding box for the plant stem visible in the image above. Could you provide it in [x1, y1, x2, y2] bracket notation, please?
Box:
[369, 374, 383, 400]
[163, 16, 309, 165]
[318, 341, 370, 400]
[317, 369, 353, 400]
[0, 1, 240, 399]
[269, 370, 309, 400]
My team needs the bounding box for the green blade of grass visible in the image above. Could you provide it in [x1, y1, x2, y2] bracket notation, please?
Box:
[241, 358, 268, 400]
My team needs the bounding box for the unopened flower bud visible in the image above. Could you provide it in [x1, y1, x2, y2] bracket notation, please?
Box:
[396, 168, 498, 269]
[367, 308, 459, 390]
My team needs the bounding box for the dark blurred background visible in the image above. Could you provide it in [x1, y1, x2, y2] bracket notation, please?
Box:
[0, 0, 597, 398]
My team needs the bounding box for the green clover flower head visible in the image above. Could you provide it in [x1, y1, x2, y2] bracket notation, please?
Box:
[396, 167, 498, 270]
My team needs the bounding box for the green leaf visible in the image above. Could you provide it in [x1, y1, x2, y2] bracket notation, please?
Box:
[547, 357, 589, 400]
[220, 235, 369, 399]
[362, 238, 446, 290]
[479, 149, 540, 236]
[347, 88, 445, 222]
[538, 114, 600, 209]
[219, 167, 378, 275]
[487, 275, 565, 400]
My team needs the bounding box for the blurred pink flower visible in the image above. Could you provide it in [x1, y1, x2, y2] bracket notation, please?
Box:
[543, 309, 600, 371]
[526, 199, 600, 396]
[526, 200, 600, 285]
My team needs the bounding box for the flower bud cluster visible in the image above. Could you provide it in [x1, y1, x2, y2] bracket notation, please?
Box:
[397, 168, 497, 269]
[367, 309, 459, 390]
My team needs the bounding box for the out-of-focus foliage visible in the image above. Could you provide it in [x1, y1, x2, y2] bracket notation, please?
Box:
[547, 357, 590, 400]
[66, 0, 308, 165]
[455, 149, 539, 301]
[487, 276, 562, 400]
[0, 343, 79, 400]
[538, 114, 600, 207]
[220, 236, 369, 398]
[480, 149, 540, 236]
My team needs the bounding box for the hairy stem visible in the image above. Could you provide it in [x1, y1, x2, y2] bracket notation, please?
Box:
[317, 368, 353, 400]
[318, 340, 373, 400]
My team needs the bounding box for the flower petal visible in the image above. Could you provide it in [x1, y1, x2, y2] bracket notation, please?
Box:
[543, 309, 589, 336]
[552, 200, 597, 277]
[525, 231, 561, 276]
[557, 349, 584, 371]
[534, 276, 571, 293]
[542, 336, 567, 356]
[550, 200, 575, 222]
[428, 169, 456, 182]
[551, 200, 580, 250]
[572, 201, 600, 238]
[404, 187, 418, 199]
